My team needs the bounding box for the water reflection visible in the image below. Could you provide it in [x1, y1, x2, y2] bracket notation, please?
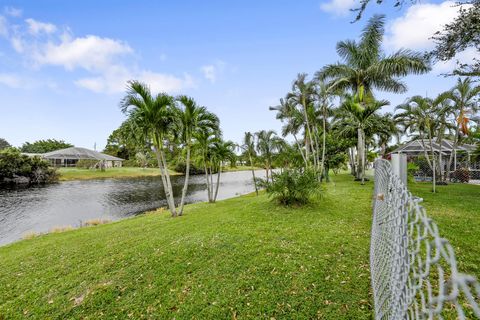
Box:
[0, 170, 265, 245]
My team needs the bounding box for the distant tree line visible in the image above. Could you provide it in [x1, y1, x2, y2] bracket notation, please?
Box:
[20, 139, 73, 154]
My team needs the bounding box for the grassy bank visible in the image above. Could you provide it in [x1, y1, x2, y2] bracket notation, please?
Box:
[0, 175, 478, 319]
[57, 167, 175, 181]
[0, 174, 374, 319]
[58, 166, 263, 181]
[221, 165, 263, 172]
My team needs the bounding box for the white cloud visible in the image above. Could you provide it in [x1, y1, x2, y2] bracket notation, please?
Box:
[10, 36, 25, 53]
[4, 6, 22, 17]
[0, 73, 21, 88]
[33, 34, 133, 71]
[320, 0, 355, 16]
[201, 65, 216, 83]
[75, 65, 195, 94]
[25, 18, 57, 35]
[432, 47, 479, 74]
[385, 1, 471, 50]
[200, 60, 226, 83]
[0, 13, 197, 94]
[0, 16, 8, 37]
[0, 73, 57, 89]
[139, 71, 195, 93]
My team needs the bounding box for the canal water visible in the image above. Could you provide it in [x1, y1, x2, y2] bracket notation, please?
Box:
[0, 170, 265, 245]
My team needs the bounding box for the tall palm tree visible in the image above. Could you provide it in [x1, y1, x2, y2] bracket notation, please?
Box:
[395, 94, 451, 188]
[120, 81, 178, 216]
[314, 81, 335, 178]
[176, 95, 219, 215]
[256, 130, 284, 181]
[316, 14, 429, 98]
[194, 128, 218, 203]
[241, 132, 259, 196]
[287, 73, 317, 166]
[210, 140, 236, 202]
[335, 94, 389, 184]
[269, 97, 308, 166]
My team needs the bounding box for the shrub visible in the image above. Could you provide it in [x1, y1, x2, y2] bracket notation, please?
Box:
[76, 159, 99, 169]
[174, 162, 205, 175]
[259, 169, 323, 206]
[407, 162, 419, 183]
[0, 148, 57, 185]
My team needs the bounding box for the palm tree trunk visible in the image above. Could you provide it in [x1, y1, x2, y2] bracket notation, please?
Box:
[427, 130, 437, 193]
[349, 147, 356, 176]
[154, 148, 177, 217]
[312, 125, 320, 171]
[209, 167, 215, 203]
[159, 149, 177, 216]
[419, 132, 434, 171]
[358, 128, 366, 184]
[214, 163, 221, 202]
[304, 126, 311, 162]
[302, 97, 314, 167]
[360, 129, 366, 184]
[447, 125, 460, 181]
[203, 160, 211, 202]
[248, 153, 259, 196]
[293, 133, 307, 167]
[179, 145, 191, 216]
[320, 106, 327, 179]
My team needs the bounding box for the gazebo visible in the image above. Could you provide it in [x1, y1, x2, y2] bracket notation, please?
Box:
[42, 147, 124, 167]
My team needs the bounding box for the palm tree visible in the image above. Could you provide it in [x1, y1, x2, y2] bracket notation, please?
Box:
[256, 130, 284, 181]
[395, 94, 451, 189]
[210, 140, 236, 202]
[445, 78, 480, 178]
[316, 14, 429, 98]
[287, 73, 317, 166]
[335, 94, 389, 184]
[269, 97, 308, 166]
[374, 113, 399, 157]
[314, 81, 335, 178]
[176, 95, 219, 215]
[120, 81, 178, 216]
[241, 132, 259, 196]
[194, 128, 218, 203]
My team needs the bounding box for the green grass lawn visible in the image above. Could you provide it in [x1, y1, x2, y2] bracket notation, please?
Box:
[408, 181, 480, 277]
[57, 167, 176, 181]
[221, 165, 263, 172]
[58, 166, 262, 181]
[0, 174, 478, 319]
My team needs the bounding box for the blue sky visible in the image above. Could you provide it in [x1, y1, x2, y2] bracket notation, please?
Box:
[0, 0, 474, 149]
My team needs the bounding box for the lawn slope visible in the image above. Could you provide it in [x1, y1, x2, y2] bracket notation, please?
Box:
[1, 175, 478, 319]
[0, 174, 373, 319]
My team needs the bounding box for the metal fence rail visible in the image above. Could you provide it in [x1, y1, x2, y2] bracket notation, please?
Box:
[371, 159, 480, 319]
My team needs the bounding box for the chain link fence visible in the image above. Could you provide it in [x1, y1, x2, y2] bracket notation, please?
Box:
[371, 159, 480, 319]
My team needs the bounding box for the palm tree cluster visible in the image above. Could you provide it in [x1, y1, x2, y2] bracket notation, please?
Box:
[395, 77, 480, 185]
[239, 130, 287, 190]
[121, 81, 235, 216]
[270, 14, 430, 184]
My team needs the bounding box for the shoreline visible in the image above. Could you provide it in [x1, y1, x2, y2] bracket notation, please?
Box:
[58, 166, 264, 181]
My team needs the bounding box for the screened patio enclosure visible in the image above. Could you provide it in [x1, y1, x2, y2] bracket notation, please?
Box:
[42, 147, 124, 168]
[390, 139, 479, 182]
